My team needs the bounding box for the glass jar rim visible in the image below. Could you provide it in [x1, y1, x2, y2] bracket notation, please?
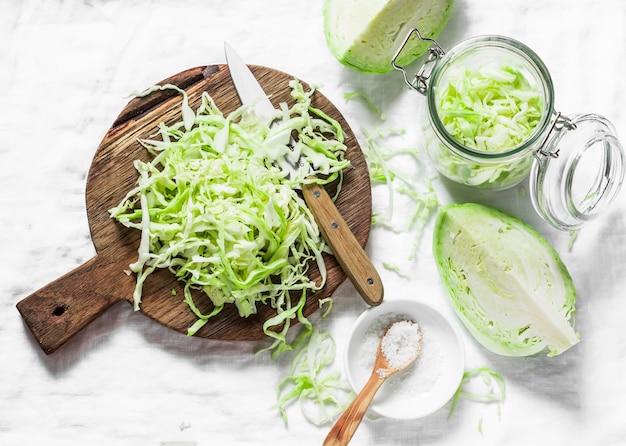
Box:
[427, 35, 556, 162]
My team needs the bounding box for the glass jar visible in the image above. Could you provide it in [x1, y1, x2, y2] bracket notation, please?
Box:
[393, 29, 625, 230]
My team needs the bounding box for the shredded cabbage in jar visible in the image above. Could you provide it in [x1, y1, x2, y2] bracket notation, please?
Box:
[431, 61, 544, 189]
[437, 62, 543, 151]
[109, 79, 350, 353]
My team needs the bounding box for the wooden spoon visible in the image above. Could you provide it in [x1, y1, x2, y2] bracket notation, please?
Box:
[323, 320, 424, 446]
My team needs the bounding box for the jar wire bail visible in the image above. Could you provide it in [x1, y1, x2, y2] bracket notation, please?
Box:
[392, 28, 445, 95]
[535, 112, 578, 159]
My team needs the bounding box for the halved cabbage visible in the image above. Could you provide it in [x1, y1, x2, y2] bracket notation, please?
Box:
[323, 0, 455, 73]
[433, 203, 578, 356]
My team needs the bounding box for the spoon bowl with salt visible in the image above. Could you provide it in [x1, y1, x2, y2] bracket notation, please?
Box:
[323, 320, 423, 446]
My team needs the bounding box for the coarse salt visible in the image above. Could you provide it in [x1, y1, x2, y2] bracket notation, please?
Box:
[381, 320, 422, 369]
[358, 312, 445, 401]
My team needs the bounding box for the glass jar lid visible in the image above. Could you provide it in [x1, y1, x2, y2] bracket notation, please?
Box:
[529, 113, 625, 230]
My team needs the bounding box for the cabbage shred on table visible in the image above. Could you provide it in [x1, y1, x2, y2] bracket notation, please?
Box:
[109, 80, 350, 352]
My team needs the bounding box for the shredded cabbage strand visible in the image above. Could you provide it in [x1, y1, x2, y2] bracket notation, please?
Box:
[448, 367, 506, 426]
[110, 80, 350, 352]
[362, 127, 439, 265]
[275, 326, 354, 425]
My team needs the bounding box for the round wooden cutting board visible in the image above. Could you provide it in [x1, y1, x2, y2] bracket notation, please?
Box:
[16, 64, 372, 354]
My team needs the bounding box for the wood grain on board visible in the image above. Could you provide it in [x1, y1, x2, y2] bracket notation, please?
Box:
[16, 64, 372, 354]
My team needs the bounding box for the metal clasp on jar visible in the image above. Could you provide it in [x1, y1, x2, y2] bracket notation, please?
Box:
[535, 112, 578, 159]
[391, 28, 445, 95]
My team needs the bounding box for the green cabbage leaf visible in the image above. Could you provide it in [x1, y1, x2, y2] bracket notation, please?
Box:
[323, 0, 454, 73]
[433, 203, 578, 356]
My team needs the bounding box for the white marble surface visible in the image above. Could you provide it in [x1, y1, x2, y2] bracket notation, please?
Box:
[2, 1, 626, 445]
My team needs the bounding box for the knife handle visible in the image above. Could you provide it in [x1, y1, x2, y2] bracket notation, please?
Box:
[302, 182, 383, 306]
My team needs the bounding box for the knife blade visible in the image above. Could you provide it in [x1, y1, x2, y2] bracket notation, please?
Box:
[224, 42, 383, 306]
[224, 42, 276, 124]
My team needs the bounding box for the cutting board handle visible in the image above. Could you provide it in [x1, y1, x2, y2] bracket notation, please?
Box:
[16, 255, 130, 355]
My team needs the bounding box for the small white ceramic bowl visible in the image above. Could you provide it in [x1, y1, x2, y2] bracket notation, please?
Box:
[344, 299, 465, 419]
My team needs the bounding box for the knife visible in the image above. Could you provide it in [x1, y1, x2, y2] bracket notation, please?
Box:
[224, 42, 383, 306]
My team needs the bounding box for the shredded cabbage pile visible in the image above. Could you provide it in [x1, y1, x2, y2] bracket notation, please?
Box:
[110, 80, 350, 351]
